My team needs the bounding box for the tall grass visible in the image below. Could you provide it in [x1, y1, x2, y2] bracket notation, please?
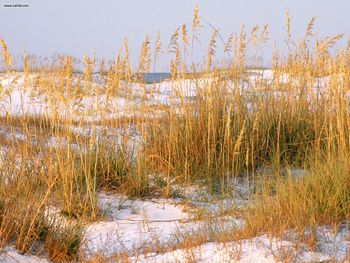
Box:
[0, 6, 349, 260]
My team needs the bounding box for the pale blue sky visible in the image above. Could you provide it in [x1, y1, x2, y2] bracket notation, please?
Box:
[0, 0, 349, 70]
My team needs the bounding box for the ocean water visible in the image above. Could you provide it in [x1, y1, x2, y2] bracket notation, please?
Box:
[79, 72, 172, 84]
[141, 73, 172, 84]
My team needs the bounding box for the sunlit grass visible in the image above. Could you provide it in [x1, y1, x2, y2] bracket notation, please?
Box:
[0, 6, 349, 261]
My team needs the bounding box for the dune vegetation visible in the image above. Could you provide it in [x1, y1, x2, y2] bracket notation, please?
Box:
[0, 6, 349, 262]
